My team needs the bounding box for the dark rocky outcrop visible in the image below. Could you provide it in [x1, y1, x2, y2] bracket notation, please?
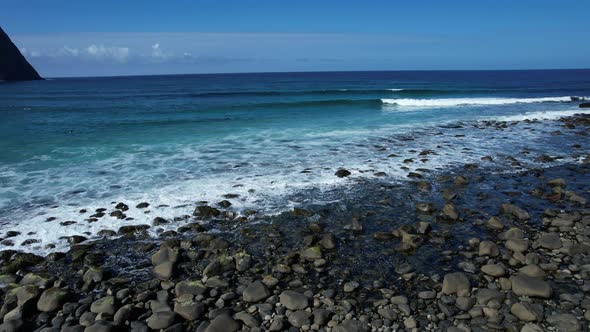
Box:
[580, 102, 590, 108]
[0, 26, 42, 81]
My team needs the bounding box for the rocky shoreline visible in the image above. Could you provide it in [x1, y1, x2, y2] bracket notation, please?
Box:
[1, 115, 589, 332]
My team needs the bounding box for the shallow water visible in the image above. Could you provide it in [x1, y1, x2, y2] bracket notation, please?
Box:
[1, 70, 589, 253]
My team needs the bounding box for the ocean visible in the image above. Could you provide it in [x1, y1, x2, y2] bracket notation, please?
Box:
[1, 69, 589, 254]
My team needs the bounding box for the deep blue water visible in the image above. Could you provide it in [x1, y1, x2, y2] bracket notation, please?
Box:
[1, 69, 589, 253]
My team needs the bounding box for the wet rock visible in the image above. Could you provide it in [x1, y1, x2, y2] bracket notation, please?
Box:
[500, 203, 530, 221]
[343, 281, 359, 293]
[344, 217, 363, 232]
[117, 225, 150, 235]
[335, 169, 351, 178]
[506, 239, 529, 252]
[442, 272, 470, 295]
[537, 233, 562, 249]
[193, 206, 221, 219]
[481, 264, 506, 277]
[546, 313, 581, 332]
[90, 296, 116, 315]
[510, 274, 552, 298]
[440, 203, 459, 221]
[579, 102, 590, 108]
[217, 200, 232, 208]
[279, 290, 309, 310]
[110, 210, 126, 219]
[479, 240, 499, 257]
[486, 217, 504, 231]
[510, 302, 543, 322]
[242, 281, 270, 303]
[152, 217, 169, 226]
[320, 233, 337, 249]
[136, 202, 150, 209]
[37, 287, 68, 312]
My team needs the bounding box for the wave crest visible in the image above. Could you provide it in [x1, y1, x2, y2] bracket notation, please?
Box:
[381, 96, 585, 107]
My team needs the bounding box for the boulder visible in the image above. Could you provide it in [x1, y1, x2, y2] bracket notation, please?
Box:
[510, 274, 552, 298]
[279, 290, 309, 310]
[442, 272, 470, 295]
[510, 302, 543, 322]
[242, 281, 270, 303]
[37, 287, 68, 312]
[205, 314, 241, 332]
[500, 203, 530, 221]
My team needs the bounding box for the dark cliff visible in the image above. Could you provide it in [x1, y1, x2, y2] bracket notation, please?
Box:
[0, 26, 42, 81]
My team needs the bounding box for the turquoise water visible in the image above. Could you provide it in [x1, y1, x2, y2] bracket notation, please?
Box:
[1, 70, 589, 253]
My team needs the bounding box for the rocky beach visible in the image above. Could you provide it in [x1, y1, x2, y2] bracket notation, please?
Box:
[0, 113, 589, 332]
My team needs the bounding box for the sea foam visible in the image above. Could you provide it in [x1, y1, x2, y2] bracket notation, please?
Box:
[381, 96, 584, 107]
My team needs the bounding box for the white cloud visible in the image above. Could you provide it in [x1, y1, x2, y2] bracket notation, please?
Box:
[85, 44, 130, 62]
[151, 43, 164, 58]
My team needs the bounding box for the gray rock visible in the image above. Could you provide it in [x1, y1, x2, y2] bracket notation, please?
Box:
[479, 241, 499, 257]
[333, 319, 370, 332]
[546, 313, 581, 332]
[242, 281, 270, 303]
[152, 262, 174, 280]
[146, 311, 176, 330]
[510, 274, 552, 299]
[37, 287, 68, 312]
[279, 290, 309, 310]
[312, 309, 333, 326]
[455, 296, 475, 311]
[175, 280, 207, 297]
[510, 302, 543, 322]
[537, 233, 562, 250]
[486, 217, 504, 231]
[205, 314, 241, 332]
[174, 300, 204, 321]
[475, 289, 504, 305]
[287, 310, 311, 327]
[234, 311, 260, 328]
[506, 239, 529, 252]
[84, 320, 115, 332]
[113, 304, 133, 325]
[500, 203, 530, 221]
[481, 264, 506, 277]
[268, 317, 286, 331]
[521, 323, 544, 332]
[90, 296, 116, 315]
[442, 272, 470, 295]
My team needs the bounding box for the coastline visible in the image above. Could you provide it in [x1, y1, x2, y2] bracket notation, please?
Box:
[0, 114, 589, 331]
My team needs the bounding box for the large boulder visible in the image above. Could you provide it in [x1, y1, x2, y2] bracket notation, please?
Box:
[37, 287, 68, 312]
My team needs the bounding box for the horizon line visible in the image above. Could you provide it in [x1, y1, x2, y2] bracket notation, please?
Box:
[42, 67, 590, 80]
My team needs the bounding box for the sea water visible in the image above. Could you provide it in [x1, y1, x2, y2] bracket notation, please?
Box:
[1, 70, 589, 253]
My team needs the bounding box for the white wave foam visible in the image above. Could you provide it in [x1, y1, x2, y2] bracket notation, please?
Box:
[387, 88, 404, 91]
[490, 109, 590, 122]
[381, 96, 584, 107]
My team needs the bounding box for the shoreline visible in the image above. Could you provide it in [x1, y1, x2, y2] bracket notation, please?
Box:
[0, 115, 589, 331]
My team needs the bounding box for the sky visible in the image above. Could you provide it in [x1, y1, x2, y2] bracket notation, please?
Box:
[1, 0, 589, 77]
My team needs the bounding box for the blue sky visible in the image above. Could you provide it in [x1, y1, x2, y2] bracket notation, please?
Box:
[2, 0, 589, 77]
